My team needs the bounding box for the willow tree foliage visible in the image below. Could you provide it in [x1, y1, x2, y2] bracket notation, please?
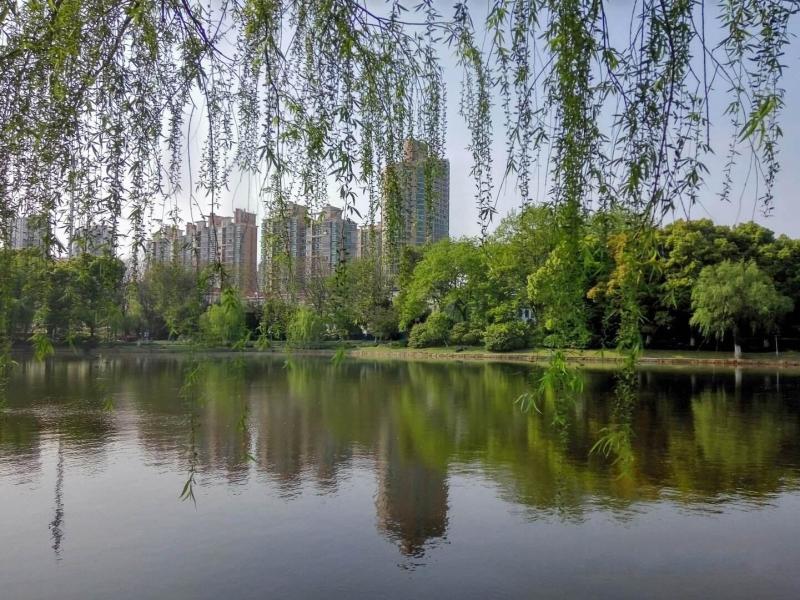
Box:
[690, 260, 792, 357]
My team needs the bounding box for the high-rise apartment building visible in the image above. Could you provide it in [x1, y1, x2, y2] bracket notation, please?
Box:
[381, 139, 449, 264]
[147, 209, 258, 296]
[357, 222, 382, 260]
[305, 205, 358, 281]
[223, 209, 258, 295]
[260, 202, 359, 299]
[145, 225, 182, 265]
[71, 223, 114, 256]
[260, 202, 309, 298]
[10, 216, 46, 250]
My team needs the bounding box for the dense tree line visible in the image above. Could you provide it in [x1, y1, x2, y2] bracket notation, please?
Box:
[393, 211, 798, 355]
[3, 212, 796, 358]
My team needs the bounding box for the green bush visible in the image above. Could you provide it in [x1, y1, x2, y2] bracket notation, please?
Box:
[408, 322, 433, 348]
[199, 288, 247, 346]
[484, 321, 528, 352]
[408, 311, 451, 348]
[368, 305, 400, 341]
[259, 297, 295, 341]
[448, 321, 484, 346]
[286, 307, 325, 347]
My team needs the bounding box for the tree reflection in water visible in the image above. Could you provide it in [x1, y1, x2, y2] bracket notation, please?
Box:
[2, 356, 800, 558]
[591, 359, 637, 480]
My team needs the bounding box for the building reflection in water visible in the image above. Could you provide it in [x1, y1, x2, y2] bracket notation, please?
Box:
[375, 434, 449, 556]
[2, 356, 800, 560]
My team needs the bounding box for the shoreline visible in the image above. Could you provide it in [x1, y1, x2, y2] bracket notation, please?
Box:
[350, 347, 800, 369]
[15, 342, 800, 370]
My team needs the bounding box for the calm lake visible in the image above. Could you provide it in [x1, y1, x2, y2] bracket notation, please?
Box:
[1, 355, 799, 599]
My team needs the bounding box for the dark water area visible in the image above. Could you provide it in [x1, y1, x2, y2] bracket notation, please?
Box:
[1, 356, 799, 599]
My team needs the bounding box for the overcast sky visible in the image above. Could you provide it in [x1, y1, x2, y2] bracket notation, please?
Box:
[156, 1, 800, 242]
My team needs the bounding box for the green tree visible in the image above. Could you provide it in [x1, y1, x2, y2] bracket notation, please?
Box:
[138, 263, 206, 339]
[655, 220, 740, 343]
[757, 235, 800, 337]
[690, 261, 793, 358]
[483, 322, 528, 352]
[286, 307, 325, 348]
[482, 206, 559, 326]
[330, 257, 397, 340]
[70, 254, 126, 340]
[258, 296, 296, 342]
[366, 305, 400, 342]
[527, 239, 591, 348]
[396, 239, 484, 330]
[199, 288, 248, 346]
[408, 311, 452, 348]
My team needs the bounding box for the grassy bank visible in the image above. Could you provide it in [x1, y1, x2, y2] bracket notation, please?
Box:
[350, 346, 800, 368]
[22, 340, 800, 369]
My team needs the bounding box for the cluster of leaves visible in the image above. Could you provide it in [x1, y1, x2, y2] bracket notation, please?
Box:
[483, 322, 529, 352]
[690, 260, 793, 352]
[286, 307, 325, 348]
[135, 262, 208, 339]
[408, 311, 451, 348]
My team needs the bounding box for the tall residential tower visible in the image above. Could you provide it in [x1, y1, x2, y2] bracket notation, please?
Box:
[381, 139, 449, 265]
[260, 202, 309, 299]
[305, 204, 358, 281]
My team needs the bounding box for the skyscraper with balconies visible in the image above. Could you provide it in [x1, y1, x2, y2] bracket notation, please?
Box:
[381, 139, 449, 267]
[260, 202, 309, 299]
[305, 204, 358, 281]
[70, 223, 114, 256]
[10, 216, 46, 250]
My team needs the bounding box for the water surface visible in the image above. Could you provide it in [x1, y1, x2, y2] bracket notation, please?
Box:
[2, 356, 799, 599]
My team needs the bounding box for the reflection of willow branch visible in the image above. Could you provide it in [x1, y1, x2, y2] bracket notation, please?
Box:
[179, 356, 205, 506]
[331, 346, 347, 367]
[591, 354, 637, 478]
[0, 352, 15, 412]
[232, 357, 257, 464]
[516, 350, 583, 439]
[91, 359, 115, 412]
[515, 351, 584, 518]
[180, 411, 198, 506]
[49, 438, 65, 558]
[237, 399, 256, 464]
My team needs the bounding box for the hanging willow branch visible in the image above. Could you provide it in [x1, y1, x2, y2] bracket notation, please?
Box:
[0, 0, 796, 257]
